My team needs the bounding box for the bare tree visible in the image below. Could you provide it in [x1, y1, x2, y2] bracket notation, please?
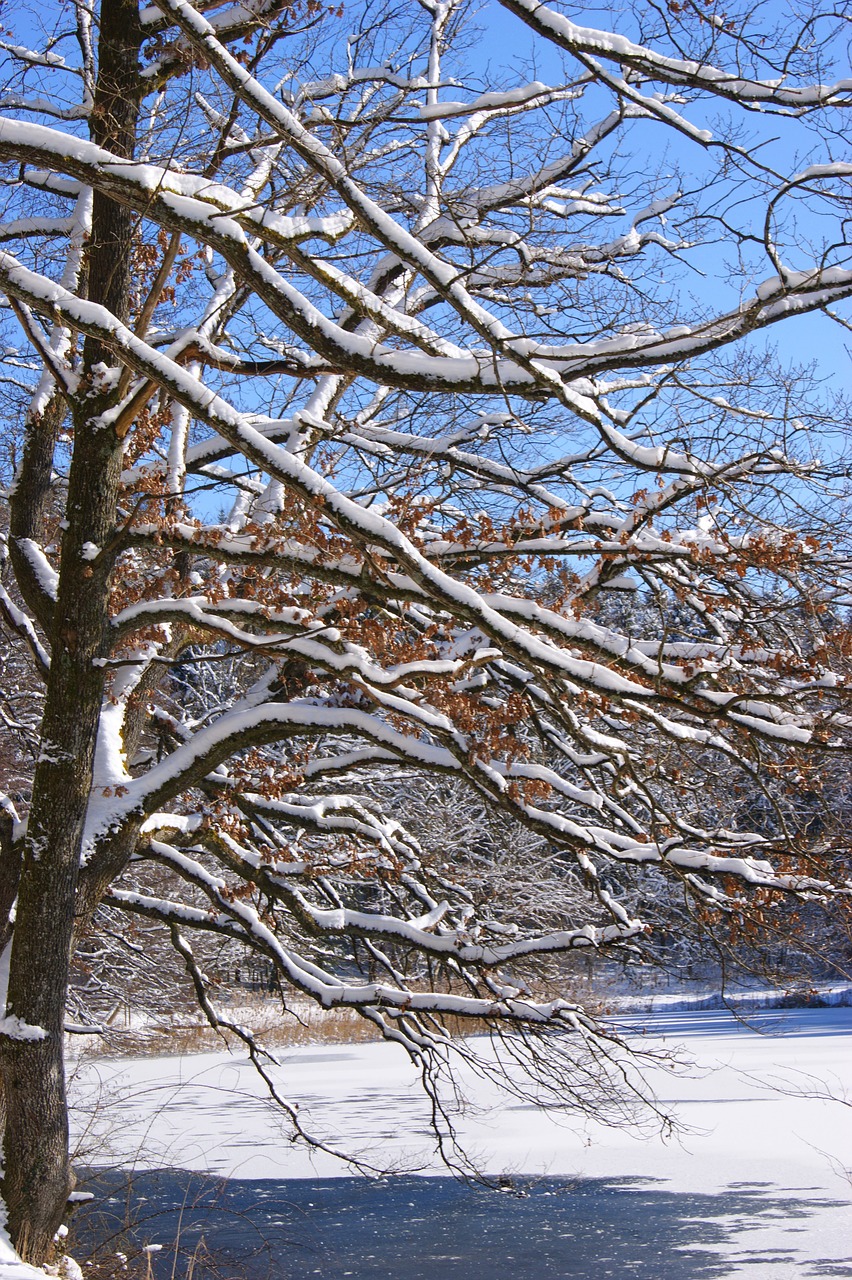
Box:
[0, 0, 851, 1258]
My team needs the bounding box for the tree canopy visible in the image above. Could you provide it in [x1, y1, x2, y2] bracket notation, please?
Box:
[0, 0, 850, 1259]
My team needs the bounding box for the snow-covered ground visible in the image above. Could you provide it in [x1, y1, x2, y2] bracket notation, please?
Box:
[71, 1007, 852, 1278]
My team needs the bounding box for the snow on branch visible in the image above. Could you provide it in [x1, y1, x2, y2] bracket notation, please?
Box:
[498, 0, 852, 109]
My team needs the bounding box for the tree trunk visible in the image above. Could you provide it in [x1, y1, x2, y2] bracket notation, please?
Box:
[0, 0, 142, 1259]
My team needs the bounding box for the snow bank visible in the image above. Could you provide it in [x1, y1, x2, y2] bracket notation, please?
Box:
[0, 1223, 61, 1280]
[0, 1253, 51, 1280]
[613, 980, 852, 1014]
[0, 1262, 50, 1280]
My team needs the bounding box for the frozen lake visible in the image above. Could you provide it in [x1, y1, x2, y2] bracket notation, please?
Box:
[71, 1007, 852, 1278]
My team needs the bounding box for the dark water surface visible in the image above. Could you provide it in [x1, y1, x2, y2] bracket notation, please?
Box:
[73, 1167, 852, 1280]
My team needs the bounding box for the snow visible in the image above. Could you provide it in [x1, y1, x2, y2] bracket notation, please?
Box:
[418, 82, 565, 120]
[70, 1007, 852, 1276]
[0, 1239, 52, 1280]
[500, 0, 852, 107]
[0, 1014, 47, 1041]
[19, 171, 81, 197]
[16, 539, 58, 599]
[0, 581, 50, 672]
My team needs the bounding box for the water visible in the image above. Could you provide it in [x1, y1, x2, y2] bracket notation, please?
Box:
[73, 1168, 851, 1280]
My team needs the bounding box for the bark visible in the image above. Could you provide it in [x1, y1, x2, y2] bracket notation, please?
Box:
[0, 810, 21, 956]
[0, 0, 142, 1259]
[8, 393, 65, 636]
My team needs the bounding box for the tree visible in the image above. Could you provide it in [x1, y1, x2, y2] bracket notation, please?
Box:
[1, 0, 851, 1259]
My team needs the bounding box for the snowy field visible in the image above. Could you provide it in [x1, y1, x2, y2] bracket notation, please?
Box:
[71, 1007, 852, 1279]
